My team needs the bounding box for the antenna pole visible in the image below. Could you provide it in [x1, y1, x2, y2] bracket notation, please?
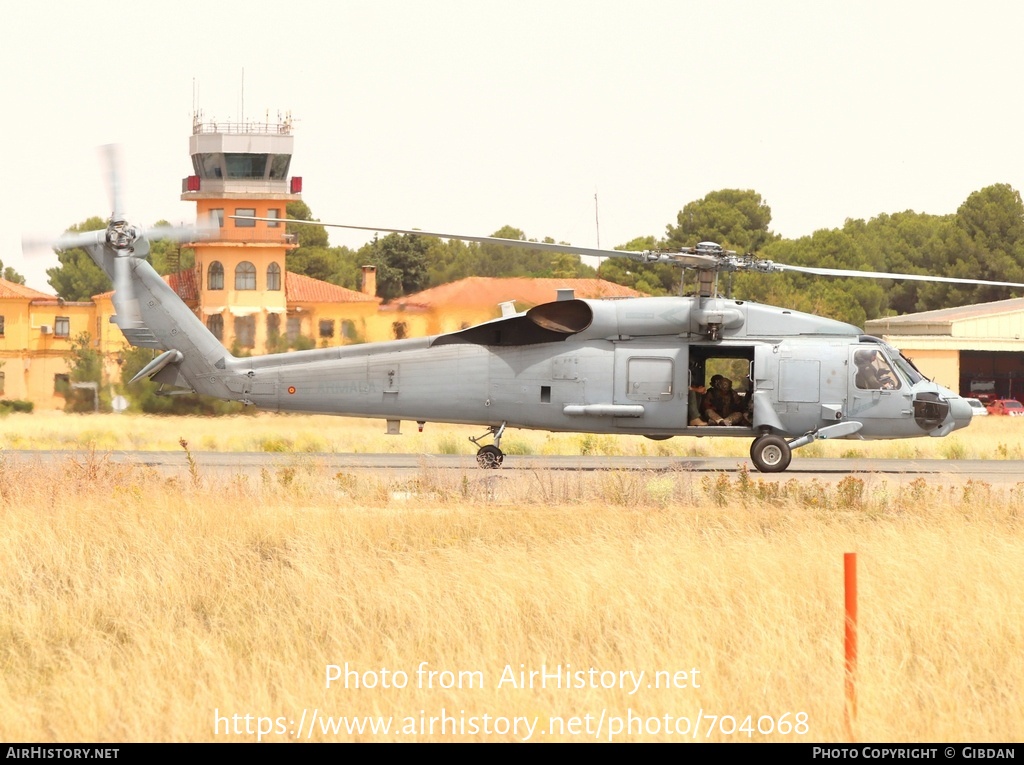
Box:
[594, 193, 601, 250]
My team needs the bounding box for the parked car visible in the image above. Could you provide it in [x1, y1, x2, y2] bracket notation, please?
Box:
[965, 398, 989, 416]
[985, 399, 1024, 416]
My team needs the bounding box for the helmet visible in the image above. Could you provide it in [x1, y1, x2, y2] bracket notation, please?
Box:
[854, 349, 875, 365]
[710, 374, 724, 386]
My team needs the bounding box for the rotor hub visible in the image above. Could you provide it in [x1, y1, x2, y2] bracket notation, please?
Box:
[106, 220, 138, 253]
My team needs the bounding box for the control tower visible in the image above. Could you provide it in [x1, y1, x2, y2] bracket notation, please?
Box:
[181, 112, 301, 353]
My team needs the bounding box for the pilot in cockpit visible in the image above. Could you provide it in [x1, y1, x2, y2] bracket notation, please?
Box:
[854, 349, 898, 390]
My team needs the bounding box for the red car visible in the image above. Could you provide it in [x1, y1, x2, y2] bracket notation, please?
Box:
[985, 399, 1024, 416]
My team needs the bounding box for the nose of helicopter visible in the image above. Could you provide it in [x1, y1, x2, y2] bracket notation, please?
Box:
[947, 395, 974, 432]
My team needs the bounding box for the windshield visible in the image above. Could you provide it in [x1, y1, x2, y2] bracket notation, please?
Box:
[885, 345, 925, 385]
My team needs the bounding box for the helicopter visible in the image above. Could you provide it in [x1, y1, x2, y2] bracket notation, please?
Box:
[36, 160, 1024, 473]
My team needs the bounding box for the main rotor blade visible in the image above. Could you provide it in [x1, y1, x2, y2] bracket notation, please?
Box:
[99, 144, 125, 222]
[772, 263, 1024, 289]
[234, 216, 721, 268]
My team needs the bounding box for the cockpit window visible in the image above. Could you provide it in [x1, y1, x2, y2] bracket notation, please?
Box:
[853, 348, 901, 390]
[887, 347, 925, 385]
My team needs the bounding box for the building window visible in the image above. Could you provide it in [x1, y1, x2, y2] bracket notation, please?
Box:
[392, 321, 407, 340]
[54, 373, 70, 395]
[235, 262, 257, 290]
[267, 262, 282, 291]
[267, 313, 281, 338]
[0, 315, 5, 336]
[342, 320, 357, 341]
[0, 371, 5, 395]
[267, 208, 281, 228]
[208, 261, 224, 290]
[235, 208, 256, 227]
[234, 315, 255, 349]
[287, 316, 301, 343]
[319, 319, 335, 338]
[207, 314, 224, 341]
[55, 316, 70, 338]
[209, 208, 225, 227]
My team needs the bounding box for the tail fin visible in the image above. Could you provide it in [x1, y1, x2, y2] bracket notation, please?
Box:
[89, 243, 243, 400]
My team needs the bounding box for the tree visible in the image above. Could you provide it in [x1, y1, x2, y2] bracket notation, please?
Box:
[147, 222, 195, 276]
[64, 332, 105, 413]
[47, 217, 111, 301]
[665, 189, 778, 252]
[0, 263, 25, 284]
[360, 233, 432, 300]
[286, 201, 329, 249]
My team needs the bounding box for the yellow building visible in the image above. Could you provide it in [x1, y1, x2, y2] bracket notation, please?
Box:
[0, 116, 645, 410]
[0, 280, 96, 408]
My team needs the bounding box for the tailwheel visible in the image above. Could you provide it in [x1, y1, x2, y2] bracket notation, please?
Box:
[476, 444, 504, 469]
[749, 434, 792, 473]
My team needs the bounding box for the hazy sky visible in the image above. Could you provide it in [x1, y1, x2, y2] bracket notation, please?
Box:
[5, 1, 1023, 291]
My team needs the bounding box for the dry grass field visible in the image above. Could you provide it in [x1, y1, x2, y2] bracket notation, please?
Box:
[0, 411, 1022, 742]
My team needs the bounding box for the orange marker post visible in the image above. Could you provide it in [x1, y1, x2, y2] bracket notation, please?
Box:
[844, 552, 858, 740]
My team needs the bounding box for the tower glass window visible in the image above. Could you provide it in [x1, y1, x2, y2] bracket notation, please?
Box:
[224, 153, 268, 179]
[270, 155, 291, 179]
[235, 262, 257, 290]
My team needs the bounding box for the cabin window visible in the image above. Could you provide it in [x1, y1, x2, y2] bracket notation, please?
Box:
[625, 357, 674, 401]
[267, 262, 282, 291]
[208, 261, 224, 290]
[55, 316, 70, 338]
[235, 262, 257, 291]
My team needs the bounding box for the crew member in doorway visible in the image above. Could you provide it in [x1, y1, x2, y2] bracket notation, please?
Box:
[703, 374, 748, 425]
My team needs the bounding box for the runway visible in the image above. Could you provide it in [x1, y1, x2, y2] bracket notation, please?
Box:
[4, 450, 1022, 486]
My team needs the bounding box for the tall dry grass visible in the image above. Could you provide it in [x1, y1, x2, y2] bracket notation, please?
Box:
[1, 410, 1023, 461]
[1, 450, 1021, 742]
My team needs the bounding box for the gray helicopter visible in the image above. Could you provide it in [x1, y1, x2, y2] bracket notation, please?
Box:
[40, 167, 1024, 473]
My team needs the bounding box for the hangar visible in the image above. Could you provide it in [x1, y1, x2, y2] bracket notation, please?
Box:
[865, 297, 1024, 401]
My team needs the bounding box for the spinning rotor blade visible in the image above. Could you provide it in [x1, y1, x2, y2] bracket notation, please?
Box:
[234, 216, 723, 269]
[99, 144, 126, 222]
[769, 263, 1024, 290]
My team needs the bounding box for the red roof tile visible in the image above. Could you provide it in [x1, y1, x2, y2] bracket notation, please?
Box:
[166, 267, 200, 302]
[286, 272, 379, 304]
[0, 279, 54, 300]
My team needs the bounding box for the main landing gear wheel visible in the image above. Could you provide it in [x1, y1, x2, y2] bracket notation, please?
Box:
[476, 445, 504, 469]
[750, 435, 792, 473]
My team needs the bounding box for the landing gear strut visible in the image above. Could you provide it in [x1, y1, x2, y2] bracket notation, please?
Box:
[470, 422, 506, 468]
